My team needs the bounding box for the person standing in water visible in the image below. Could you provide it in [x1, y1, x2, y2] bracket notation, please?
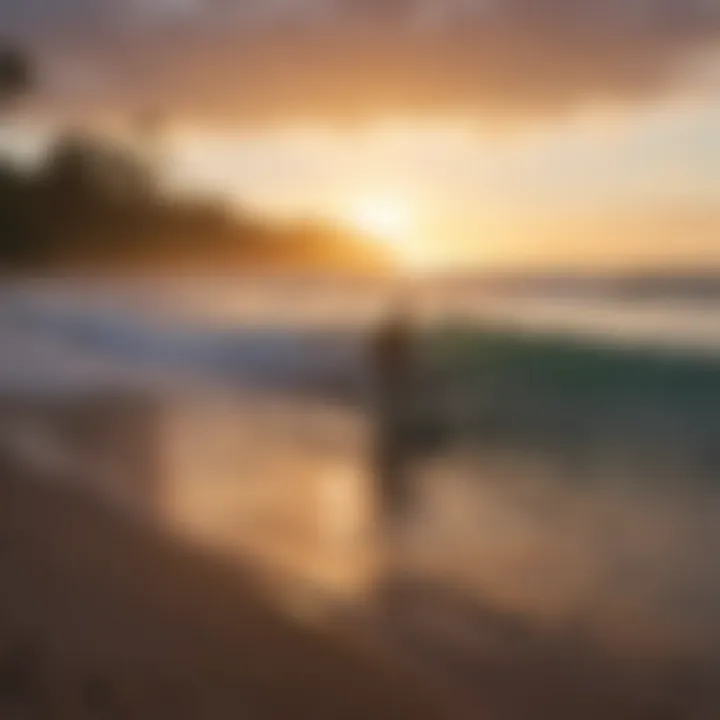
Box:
[370, 300, 415, 527]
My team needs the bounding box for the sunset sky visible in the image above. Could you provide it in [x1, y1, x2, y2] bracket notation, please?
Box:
[3, 0, 720, 270]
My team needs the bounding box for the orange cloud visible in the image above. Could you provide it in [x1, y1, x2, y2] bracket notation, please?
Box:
[10, 0, 720, 124]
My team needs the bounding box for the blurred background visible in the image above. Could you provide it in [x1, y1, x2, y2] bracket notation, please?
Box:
[1, 2, 720, 718]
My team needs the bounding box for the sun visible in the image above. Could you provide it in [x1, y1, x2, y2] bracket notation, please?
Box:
[350, 197, 412, 242]
[344, 195, 422, 263]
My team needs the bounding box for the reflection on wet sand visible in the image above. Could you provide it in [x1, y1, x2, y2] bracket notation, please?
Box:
[4, 382, 720, 717]
[0, 393, 381, 599]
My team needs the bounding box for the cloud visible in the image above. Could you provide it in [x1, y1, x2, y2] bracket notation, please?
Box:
[6, 0, 720, 124]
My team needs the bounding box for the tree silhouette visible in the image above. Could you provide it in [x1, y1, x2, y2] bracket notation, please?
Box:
[0, 46, 389, 273]
[0, 45, 32, 106]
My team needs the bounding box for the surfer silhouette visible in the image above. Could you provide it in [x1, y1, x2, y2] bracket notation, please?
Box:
[371, 300, 414, 525]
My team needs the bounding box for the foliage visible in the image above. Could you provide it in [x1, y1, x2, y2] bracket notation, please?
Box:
[0, 133, 390, 272]
[0, 45, 32, 104]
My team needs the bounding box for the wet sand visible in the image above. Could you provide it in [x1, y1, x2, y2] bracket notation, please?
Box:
[0, 453, 456, 720]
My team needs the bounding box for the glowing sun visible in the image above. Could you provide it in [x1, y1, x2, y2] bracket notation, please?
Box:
[344, 195, 428, 268]
[350, 197, 413, 243]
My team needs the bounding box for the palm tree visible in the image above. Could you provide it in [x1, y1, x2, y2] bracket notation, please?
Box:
[0, 45, 32, 106]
